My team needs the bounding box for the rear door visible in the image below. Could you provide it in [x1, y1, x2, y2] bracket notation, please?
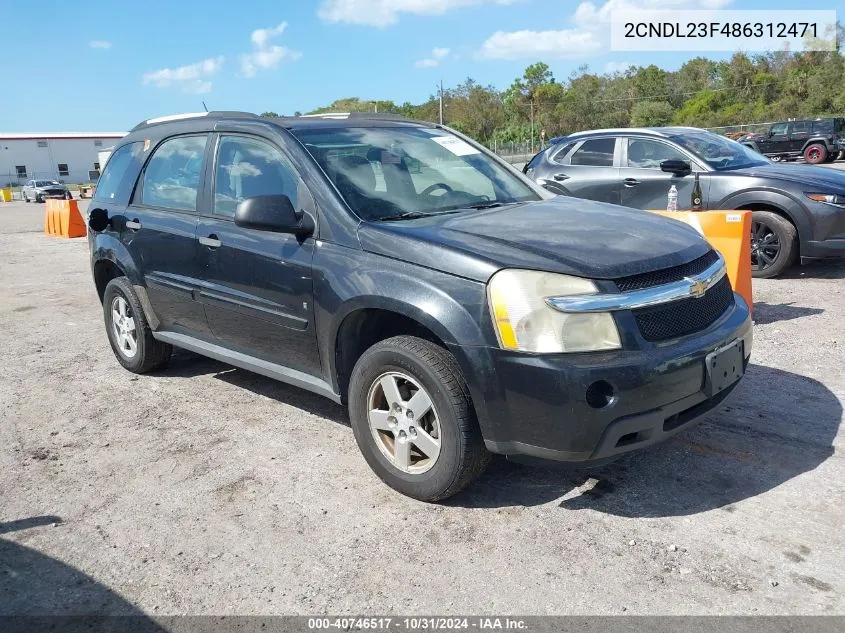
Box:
[787, 121, 810, 154]
[122, 134, 210, 335]
[620, 137, 708, 210]
[195, 132, 321, 376]
[545, 137, 621, 204]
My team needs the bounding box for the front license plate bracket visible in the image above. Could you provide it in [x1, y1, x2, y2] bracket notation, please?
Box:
[704, 339, 744, 397]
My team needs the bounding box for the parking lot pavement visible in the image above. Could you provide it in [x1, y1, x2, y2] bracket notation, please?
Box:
[0, 199, 843, 616]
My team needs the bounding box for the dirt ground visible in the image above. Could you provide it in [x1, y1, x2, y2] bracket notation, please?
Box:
[0, 199, 843, 616]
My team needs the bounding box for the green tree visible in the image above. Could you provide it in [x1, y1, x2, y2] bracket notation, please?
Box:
[260, 111, 279, 118]
[630, 101, 674, 127]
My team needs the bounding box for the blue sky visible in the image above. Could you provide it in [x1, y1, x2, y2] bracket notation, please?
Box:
[0, 0, 835, 132]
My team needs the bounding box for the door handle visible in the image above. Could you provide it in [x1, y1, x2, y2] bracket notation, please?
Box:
[553, 173, 570, 181]
[623, 178, 640, 187]
[199, 234, 222, 248]
[125, 218, 142, 230]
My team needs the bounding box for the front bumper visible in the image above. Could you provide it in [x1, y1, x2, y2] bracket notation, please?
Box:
[454, 294, 752, 465]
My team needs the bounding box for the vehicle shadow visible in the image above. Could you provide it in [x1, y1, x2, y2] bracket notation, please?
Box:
[782, 258, 845, 280]
[0, 519, 166, 631]
[752, 302, 824, 325]
[450, 364, 841, 516]
[157, 349, 349, 426]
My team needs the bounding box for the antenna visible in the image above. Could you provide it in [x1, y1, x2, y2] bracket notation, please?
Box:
[202, 101, 209, 112]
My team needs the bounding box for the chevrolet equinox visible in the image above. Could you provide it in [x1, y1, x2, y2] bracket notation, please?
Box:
[87, 111, 752, 501]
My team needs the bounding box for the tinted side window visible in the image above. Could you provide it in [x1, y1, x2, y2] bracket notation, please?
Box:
[141, 136, 207, 212]
[627, 139, 688, 169]
[812, 119, 833, 134]
[93, 142, 143, 202]
[770, 123, 788, 136]
[789, 122, 808, 134]
[570, 138, 616, 167]
[551, 141, 577, 164]
[214, 136, 299, 218]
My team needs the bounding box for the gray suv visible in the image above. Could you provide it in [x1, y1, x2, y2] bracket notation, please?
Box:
[525, 127, 845, 278]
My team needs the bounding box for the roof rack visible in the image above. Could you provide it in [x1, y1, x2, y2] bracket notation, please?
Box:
[130, 111, 258, 132]
[295, 112, 410, 121]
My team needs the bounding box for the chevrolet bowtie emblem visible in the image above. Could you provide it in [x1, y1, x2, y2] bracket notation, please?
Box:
[687, 277, 708, 298]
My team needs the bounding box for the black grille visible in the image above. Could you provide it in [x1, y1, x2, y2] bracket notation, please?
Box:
[615, 250, 720, 292]
[633, 275, 734, 342]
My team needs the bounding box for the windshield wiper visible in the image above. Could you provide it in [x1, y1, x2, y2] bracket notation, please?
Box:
[376, 210, 463, 222]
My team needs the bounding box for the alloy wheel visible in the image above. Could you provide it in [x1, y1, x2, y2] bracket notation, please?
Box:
[110, 295, 138, 359]
[751, 221, 781, 272]
[367, 371, 442, 474]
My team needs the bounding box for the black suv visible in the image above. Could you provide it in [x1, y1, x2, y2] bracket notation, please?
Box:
[742, 117, 845, 164]
[87, 111, 751, 501]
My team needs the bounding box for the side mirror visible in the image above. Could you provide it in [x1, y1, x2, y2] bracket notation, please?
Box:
[234, 195, 314, 237]
[88, 207, 110, 232]
[660, 160, 692, 176]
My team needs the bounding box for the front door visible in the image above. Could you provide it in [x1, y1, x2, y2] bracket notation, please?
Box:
[196, 134, 320, 376]
[620, 137, 709, 211]
[123, 134, 210, 335]
[760, 122, 790, 155]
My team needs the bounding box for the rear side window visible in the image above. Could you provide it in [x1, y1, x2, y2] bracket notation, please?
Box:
[93, 142, 144, 202]
[789, 122, 808, 134]
[141, 135, 208, 212]
[770, 123, 788, 136]
[812, 119, 834, 134]
[570, 138, 616, 167]
[551, 141, 577, 164]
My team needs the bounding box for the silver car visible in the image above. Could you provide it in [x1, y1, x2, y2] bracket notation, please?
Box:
[22, 179, 70, 203]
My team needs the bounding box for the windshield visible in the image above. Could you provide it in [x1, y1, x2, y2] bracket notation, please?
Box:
[35, 180, 59, 187]
[293, 125, 539, 220]
[670, 131, 769, 171]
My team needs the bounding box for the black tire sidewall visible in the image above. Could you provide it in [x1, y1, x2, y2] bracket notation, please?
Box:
[751, 211, 797, 279]
[103, 278, 150, 372]
[348, 343, 467, 501]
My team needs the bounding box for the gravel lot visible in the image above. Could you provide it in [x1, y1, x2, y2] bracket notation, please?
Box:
[1, 199, 843, 616]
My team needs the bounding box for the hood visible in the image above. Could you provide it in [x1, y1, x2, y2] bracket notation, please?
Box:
[731, 163, 845, 191]
[357, 197, 710, 283]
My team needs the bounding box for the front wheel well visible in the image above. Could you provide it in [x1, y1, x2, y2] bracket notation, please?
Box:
[335, 309, 448, 402]
[93, 260, 125, 302]
[739, 204, 801, 258]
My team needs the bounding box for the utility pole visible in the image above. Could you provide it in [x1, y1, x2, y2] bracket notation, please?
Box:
[439, 79, 444, 125]
[530, 100, 535, 154]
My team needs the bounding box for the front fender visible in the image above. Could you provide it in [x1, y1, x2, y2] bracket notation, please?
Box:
[313, 243, 497, 424]
[715, 188, 811, 243]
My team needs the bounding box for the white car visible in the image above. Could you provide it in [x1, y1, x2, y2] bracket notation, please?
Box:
[22, 180, 70, 203]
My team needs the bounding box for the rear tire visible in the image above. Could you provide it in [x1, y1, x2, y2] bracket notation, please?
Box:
[102, 277, 172, 373]
[751, 211, 798, 279]
[804, 143, 827, 164]
[348, 335, 490, 502]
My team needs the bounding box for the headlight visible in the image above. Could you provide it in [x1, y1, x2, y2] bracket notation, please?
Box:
[805, 193, 845, 207]
[487, 269, 621, 353]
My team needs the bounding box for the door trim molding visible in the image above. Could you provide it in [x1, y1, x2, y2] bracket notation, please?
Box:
[152, 331, 341, 403]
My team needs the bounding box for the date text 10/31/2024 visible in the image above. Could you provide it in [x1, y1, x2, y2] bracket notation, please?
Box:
[307, 617, 528, 630]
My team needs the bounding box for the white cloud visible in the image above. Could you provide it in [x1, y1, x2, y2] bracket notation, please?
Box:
[478, 0, 732, 60]
[143, 56, 224, 94]
[318, 0, 520, 28]
[415, 47, 451, 68]
[89, 40, 112, 49]
[240, 21, 302, 78]
[604, 60, 634, 73]
[479, 28, 603, 59]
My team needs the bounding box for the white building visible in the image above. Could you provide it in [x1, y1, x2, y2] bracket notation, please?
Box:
[1, 132, 126, 186]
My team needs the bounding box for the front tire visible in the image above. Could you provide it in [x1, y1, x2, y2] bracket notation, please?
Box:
[751, 211, 797, 279]
[103, 277, 172, 373]
[770, 155, 783, 163]
[348, 335, 490, 502]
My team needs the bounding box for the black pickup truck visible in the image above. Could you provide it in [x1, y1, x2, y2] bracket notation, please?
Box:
[741, 117, 845, 164]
